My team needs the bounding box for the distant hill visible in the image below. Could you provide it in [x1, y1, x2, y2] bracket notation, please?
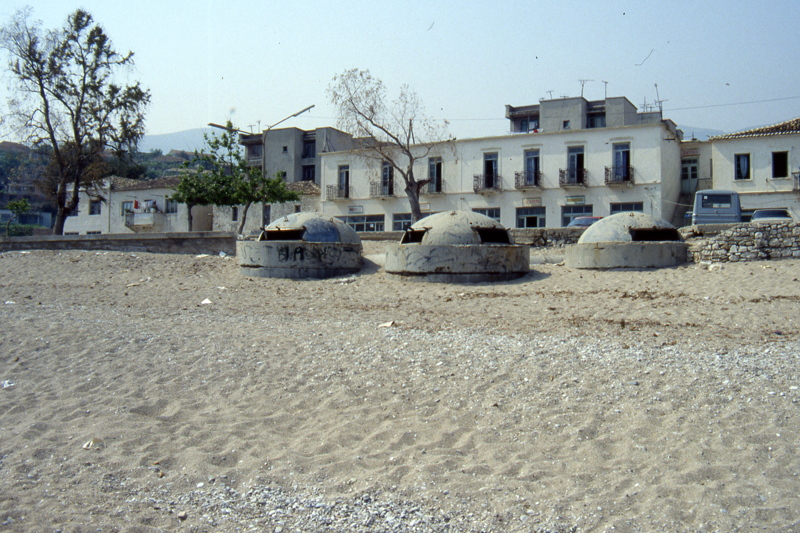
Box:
[678, 126, 724, 141]
[139, 128, 211, 154]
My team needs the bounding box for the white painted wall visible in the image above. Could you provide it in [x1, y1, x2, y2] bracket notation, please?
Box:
[711, 134, 800, 216]
[319, 122, 679, 229]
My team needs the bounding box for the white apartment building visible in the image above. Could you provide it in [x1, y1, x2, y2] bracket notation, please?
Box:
[319, 96, 683, 231]
[63, 176, 212, 235]
[709, 118, 800, 219]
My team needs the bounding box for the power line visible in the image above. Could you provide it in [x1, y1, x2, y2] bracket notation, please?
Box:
[666, 95, 800, 112]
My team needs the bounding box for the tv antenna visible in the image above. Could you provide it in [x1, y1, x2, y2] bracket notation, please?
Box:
[653, 83, 667, 113]
[578, 79, 594, 98]
[546, 89, 554, 99]
[602, 80, 609, 99]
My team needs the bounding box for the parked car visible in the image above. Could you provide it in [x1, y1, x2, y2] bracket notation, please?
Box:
[750, 209, 794, 223]
[691, 189, 742, 225]
[567, 216, 603, 227]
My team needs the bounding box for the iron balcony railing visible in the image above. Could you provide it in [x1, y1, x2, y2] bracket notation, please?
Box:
[473, 174, 501, 193]
[370, 181, 394, 197]
[558, 168, 587, 187]
[422, 179, 444, 195]
[605, 165, 634, 185]
[515, 171, 541, 189]
[326, 185, 349, 200]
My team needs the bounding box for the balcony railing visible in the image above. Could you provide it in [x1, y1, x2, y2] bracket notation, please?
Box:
[370, 181, 394, 197]
[326, 185, 349, 201]
[515, 171, 541, 189]
[605, 166, 634, 185]
[793, 172, 800, 194]
[124, 211, 164, 232]
[473, 174, 501, 193]
[558, 168, 587, 187]
[421, 179, 444, 195]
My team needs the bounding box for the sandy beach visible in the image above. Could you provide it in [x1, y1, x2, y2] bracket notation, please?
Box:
[1, 243, 799, 532]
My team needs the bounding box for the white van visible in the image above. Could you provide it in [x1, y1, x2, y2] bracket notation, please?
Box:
[691, 189, 742, 225]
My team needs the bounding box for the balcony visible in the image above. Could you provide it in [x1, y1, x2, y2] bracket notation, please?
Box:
[124, 211, 165, 233]
[473, 174, 501, 193]
[326, 185, 349, 201]
[515, 171, 541, 189]
[559, 168, 587, 188]
[421, 179, 444, 195]
[370, 181, 395, 198]
[605, 166, 634, 186]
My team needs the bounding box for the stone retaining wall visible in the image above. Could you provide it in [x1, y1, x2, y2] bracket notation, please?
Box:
[691, 222, 800, 262]
[0, 232, 237, 256]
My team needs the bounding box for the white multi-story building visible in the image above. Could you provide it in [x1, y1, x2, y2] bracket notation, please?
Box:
[319, 96, 684, 231]
[62, 176, 212, 235]
[709, 118, 800, 219]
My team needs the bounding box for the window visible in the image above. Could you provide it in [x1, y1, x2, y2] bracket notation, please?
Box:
[248, 145, 262, 158]
[612, 143, 631, 181]
[524, 150, 540, 185]
[483, 152, 498, 188]
[89, 200, 102, 215]
[294, 204, 301, 213]
[520, 118, 539, 132]
[338, 165, 350, 198]
[681, 158, 698, 181]
[472, 207, 500, 221]
[561, 205, 593, 226]
[516, 207, 545, 228]
[428, 157, 442, 193]
[773, 151, 789, 179]
[231, 206, 239, 222]
[381, 162, 394, 196]
[302, 140, 316, 159]
[587, 115, 606, 128]
[282, 146, 288, 153]
[567, 146, 585, 183]
[393, 213, 412, 231]
[302, 165, 315, 182]
[610, 202, 643, 214]
[165, 198, 178, 214]
[734, 154, 750, 180]
[701, 194, 732, 209]
[341, 214, 384, 232]
[563, 120, 570, 129]
[86, 231, 101, 235]
[121, 201, 133, 215]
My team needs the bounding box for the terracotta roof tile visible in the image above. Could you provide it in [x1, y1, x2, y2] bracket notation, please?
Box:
[710, 117, 800, 140]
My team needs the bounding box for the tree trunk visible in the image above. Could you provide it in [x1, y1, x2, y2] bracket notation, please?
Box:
[404, 168, 425, 223]
[186, 203, 194, 232]
[237, 201, 253, 234]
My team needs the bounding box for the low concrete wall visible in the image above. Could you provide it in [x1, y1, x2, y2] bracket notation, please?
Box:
[0, 232, 237, 256]
[691, 222, 800, 262]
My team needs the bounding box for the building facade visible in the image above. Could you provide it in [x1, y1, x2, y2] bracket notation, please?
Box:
[319, 97, 683, 231]
[62, 176, 212, 235]
[708, 118, 800, 219]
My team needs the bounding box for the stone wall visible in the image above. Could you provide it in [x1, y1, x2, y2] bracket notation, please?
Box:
[509, 228, 585, 247]
[691, 222, 800, 262]
[0, 232, 237, 256]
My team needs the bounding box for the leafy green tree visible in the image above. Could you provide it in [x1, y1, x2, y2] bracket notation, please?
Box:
[174, 123, 299, 233]
[5, 198, 29, 236]
[0, 8, 149, 235]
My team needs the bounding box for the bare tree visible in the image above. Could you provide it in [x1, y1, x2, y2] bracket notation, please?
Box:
[0, 8, 149, 234]
[328, 69, 453, 222]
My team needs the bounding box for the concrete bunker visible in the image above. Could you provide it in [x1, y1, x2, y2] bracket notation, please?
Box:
[237, 212, 362, 278]
[565, 211, 687, 269]
[386, 210, 529, 282]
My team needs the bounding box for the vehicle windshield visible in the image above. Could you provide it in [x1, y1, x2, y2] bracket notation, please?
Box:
[752, 209, 790, 219]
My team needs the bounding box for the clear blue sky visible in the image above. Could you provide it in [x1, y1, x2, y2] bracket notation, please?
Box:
[2, 0, 799, 141]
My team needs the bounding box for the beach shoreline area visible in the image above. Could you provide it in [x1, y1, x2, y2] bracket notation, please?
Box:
[1, 245, 799, 532]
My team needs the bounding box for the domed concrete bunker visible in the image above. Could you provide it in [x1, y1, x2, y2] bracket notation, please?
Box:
[237, 212, 362, 278]
[386, 210, 529, 282]
[565, 211, 687, 269]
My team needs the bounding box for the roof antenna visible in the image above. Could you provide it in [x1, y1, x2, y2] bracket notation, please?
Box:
[546, 89, 554, 99]
[602, 81, 608, 99]
[654, 83, 667, 113]
[578, 79, 594, 98]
